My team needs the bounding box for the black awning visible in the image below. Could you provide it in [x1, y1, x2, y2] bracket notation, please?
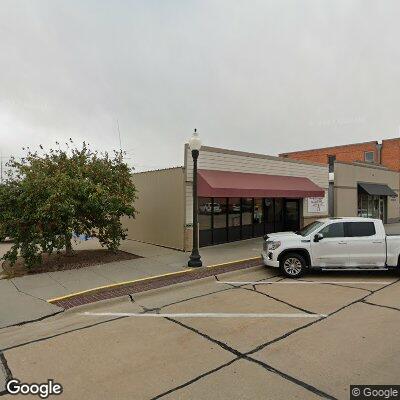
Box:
[358, 182, 398, 197]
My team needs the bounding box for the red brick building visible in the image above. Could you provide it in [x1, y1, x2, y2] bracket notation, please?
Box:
[280, 138, 400, 172]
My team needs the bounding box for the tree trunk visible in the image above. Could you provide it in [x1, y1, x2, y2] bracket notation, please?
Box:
[65, 233, 73, 256]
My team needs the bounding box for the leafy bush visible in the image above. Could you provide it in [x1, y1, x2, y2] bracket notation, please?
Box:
[0, 140, 137, 268]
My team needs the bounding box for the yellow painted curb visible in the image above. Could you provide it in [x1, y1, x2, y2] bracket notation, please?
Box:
[47, 256, 262, 303]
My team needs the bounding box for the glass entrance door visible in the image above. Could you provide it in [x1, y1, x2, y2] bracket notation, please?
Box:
[253, 198, 264, 237]
[284, 200, 300, 231]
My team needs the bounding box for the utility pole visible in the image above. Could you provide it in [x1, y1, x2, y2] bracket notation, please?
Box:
[117, 119, 123, 161]
[117, 120, 122, 149]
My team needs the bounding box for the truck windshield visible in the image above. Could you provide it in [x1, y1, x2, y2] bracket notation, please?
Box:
[296, 221, 324, 237]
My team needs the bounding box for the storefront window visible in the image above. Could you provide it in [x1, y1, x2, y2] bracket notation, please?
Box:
[253, 198, 264, 224]
[242, 198, 253, 225]
[275, 198, 284, 231]
[228, 198, 241, 242]
[228, 198, 241, 227]
[358, 193, 368, 217]
[199, 197, 212, 229]
[372, 196, 380, 219]
[357, 192, 386, 221]
[284, 200, 300, 231]
[368, 196, 374, 218]
[213, 198, 226, 228]
[242, 198, 253, 239]
[198, 197, 212, 246]
[264, 198, 274, 233]
[253, 198, 264, 237]
[213, 198, 227, 244]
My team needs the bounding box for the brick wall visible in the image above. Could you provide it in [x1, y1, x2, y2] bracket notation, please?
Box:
[281, 138, 400, 171]
[381, 138, 400, 171]
[281, 142, 378, 165]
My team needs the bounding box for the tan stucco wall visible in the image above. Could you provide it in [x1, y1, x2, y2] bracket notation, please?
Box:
[334, 162, 400, 222]
[334, 187, 358, 217]
[122, 167, 185, 250]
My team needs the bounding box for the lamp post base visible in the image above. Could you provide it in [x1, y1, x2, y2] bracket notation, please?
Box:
[188, 252, 202, 268]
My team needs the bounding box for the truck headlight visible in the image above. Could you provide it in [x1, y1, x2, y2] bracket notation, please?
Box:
[269, 241, 281, 250]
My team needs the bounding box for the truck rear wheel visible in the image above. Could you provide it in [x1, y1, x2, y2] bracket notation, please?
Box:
[280, 253, 306, 278]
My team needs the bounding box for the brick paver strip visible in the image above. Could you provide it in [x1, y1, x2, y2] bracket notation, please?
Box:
[51, 258, 263, 309]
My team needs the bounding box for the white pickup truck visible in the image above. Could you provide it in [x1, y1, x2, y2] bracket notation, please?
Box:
[261, 217, 400, 278]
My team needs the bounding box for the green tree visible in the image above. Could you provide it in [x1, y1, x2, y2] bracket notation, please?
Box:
[0, 140, 137, 268]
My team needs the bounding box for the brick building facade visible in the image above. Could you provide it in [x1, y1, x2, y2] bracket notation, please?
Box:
[280, 137, 400, 224]
[380, 138, 400, 171]
[280, 138, 400, 171]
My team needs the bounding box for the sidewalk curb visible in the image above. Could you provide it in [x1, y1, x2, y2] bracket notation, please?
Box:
[48, 257, 263, 309]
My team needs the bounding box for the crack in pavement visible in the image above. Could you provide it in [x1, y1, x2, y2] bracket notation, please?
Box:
[0, 310, 65, 331]
[241, 285, 316, 314]
[361, 299, 400, 313]
[9, 279, 50, 303]
[46, 273, 70, 291]
[131, 286, 233, 313]
[150, 277, 400, 399]
[129, 273, 281, 314]
[165, 318, 243, 357]
[150, 358, 240, 400]
[0, 279, 65, 331]
[0, 351, 12, 396]
[0, 316, 129, 352]
[297, 278, 374, 293]
[245, 277, 400, 356]
[156, 317, 336, 400]
[243, 356, 337, 400]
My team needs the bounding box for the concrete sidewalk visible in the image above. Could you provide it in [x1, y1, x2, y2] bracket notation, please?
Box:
[0, 237, 263, 328]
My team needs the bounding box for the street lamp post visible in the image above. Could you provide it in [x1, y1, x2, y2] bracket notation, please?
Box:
[188, 129, 202, 268]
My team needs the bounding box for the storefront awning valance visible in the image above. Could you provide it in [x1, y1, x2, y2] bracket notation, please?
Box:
[358, 182, 398, 197]
[197, 169, 325, 198]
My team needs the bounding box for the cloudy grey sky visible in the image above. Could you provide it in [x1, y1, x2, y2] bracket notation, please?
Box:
[1, 0, 399, 170]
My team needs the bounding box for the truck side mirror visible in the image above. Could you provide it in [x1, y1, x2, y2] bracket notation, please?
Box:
[314, 233, 323, 242]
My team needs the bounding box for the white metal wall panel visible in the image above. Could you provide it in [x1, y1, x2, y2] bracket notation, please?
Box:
[185, 146, 328, 224]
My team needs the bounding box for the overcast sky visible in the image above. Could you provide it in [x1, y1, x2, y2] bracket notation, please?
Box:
[1, 0, 399, 171]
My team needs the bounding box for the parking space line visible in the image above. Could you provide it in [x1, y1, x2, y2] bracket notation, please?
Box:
[216, 281, 389, 285]
[82, 312, 327, 318]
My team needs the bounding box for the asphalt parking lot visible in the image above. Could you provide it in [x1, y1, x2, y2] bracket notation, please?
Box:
[1, 266, 400, 399]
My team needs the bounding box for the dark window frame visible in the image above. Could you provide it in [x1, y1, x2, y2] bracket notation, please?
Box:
[364, 151, 375, 163]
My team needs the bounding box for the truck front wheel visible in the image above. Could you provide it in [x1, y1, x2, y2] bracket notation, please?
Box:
[280, 253, 306, 278]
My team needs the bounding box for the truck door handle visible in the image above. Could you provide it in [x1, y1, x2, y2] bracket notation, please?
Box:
[372, 241, 383, 244]
[338, 241, 347, 245]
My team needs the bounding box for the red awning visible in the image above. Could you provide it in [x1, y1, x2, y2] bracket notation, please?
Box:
[197, 169, 325, 198]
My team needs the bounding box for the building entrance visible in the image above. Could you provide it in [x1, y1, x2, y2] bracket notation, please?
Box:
[199, 197, 301, 247]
